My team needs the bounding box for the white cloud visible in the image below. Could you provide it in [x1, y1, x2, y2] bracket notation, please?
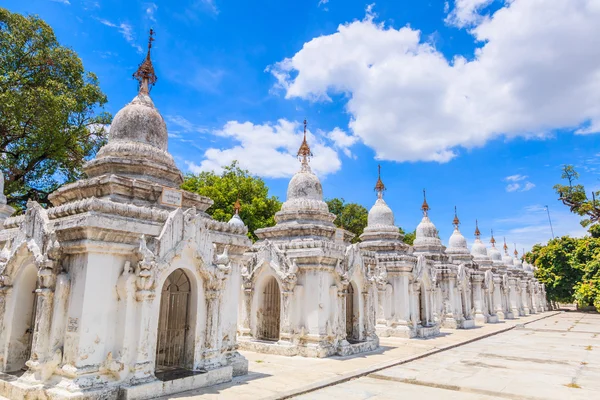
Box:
[504, 174, 535, 192]
[49, 0, 71, 4]
[96, 19, 143, 54]
[521, 181, 536, 191]
[270, 0, 600, 164]
[199, 0, 219, 15]
[186, 119, 342, 178]
[146, 3, 158, 22]
[445, 0, 493, 28]
[326, 127, 358, 157]
[506, 183, 520, 192]
[318, 0, 329, 7]
[505, 174, 527, 182]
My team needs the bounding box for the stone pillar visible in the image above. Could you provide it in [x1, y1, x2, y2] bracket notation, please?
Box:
[508, 277, 519, 317]
[132, 291, 156, 380]
[493, 276, 504, 319]
[397, 273, 412, 328]
[376, 286, 386, 326]
[204, 289, 222, 369]
[337, 289, 348, 344]
[520, 281, 530, 315]
[279, 290, 293, 343]
[471, 273, 486, 324]
[239, 287, 252, 336]
[28, 284, 55, 371]
[0, 285, 13, 372]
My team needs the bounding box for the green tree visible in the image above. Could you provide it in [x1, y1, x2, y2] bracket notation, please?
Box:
[0, 8, 111, 209]
[326, 198, 368, 244]
[554, 165, 600, 228]
[529, 236, 583, 303]
[399, 228, 416, 245]
[182, 161, 282, 241]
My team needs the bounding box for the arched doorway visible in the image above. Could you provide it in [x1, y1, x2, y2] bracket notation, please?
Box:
[258, 276, 280, 341]
[156, 269, 191, 371]
[346, 282, 359, 341]
[419, 284, 428, 326]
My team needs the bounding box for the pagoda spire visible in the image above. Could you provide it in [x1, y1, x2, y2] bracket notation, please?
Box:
[452, 206, 460, 229]
[514, 244, 519, 257]
[421, 189, 430, 216]
[503, 237, 509, 252]
[133, 29, 157, 95]
[233, 194, 241, 215]
[474, 219, 481, 239]
[490, 229, 496, 247]
[375, 164, 386, 199]
[297, 119, 313, 169]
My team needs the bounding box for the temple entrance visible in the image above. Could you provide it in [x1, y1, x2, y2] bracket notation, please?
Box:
[419, 285, 428, 326]
[346, 282, 359, 341]
[5, 263, 37, 373]
[156, 269, 191, 371]
[22, 294, 38, 368]
[258, 276, 280, 341]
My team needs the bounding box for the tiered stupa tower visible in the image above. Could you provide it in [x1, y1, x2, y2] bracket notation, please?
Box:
[444, 208, 476, 328]
[359, 166, 417, 337]
[411, 191, 442, 337]
[0, 31, 251, 400]
[239, 120, 378, 357]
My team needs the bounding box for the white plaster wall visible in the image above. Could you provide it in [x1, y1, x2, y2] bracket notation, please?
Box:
[5, 261, 37, 371]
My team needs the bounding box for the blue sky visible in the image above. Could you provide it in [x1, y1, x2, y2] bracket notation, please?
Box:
[5, 0, 600, 252]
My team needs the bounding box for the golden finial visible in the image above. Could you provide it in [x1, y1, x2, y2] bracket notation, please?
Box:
[452, 206, 460, 228]
[490, 229, 496, 246]
[375, 164, 386, 198]
[421, 189, 430, 216]
[503, 237, 508, 252]
[233, 194, 241, 215]
[297, 119, 313, 166]
[522, 248, 526, 261]
[474, 219, 481, 238]
[514, 244, 518, 257]
[133, 28, 157, 94]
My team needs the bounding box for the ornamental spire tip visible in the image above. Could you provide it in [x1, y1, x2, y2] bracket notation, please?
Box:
[133, 28, 157, 95]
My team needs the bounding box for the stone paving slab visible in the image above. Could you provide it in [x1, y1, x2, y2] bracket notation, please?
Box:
[295, 311, 599, 400]
[159, 312, 557, 399]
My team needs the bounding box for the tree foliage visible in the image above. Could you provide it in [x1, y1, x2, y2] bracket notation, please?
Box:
[182, 161, 282, 241]
[554, 165, 600, 227]
[0, 8, 111, 210]
[326, 198, 368, 244]
[526, 165, 600, 309]
[399, 227, 416, 245]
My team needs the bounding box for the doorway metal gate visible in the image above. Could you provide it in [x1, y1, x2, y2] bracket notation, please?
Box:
[258, 277, 280, 341]
[23, 291, 38, 367]
[156, 269, 190, 370]
[346, 283, 355, 339]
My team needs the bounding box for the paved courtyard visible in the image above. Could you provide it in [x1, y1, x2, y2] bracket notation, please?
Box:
[296, 312, 600, 400]
[156, 311, 599, 400]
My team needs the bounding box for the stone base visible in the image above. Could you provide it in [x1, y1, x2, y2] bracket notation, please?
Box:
[441, 317, 460, 329]
[0, 365, 234, 400]
[226, 351, 249, 377]
[376, 324, 416, 338]
[474, 313, 487, 325]
[486, 314, 499, 323]
[504, 311, 515, 319]
[417, 325, 440, 338]
[238, 337, 379, 358]
[120, 365, 232, 400]
[459, 319, 476, 329]
[337, 338, 379, 357]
